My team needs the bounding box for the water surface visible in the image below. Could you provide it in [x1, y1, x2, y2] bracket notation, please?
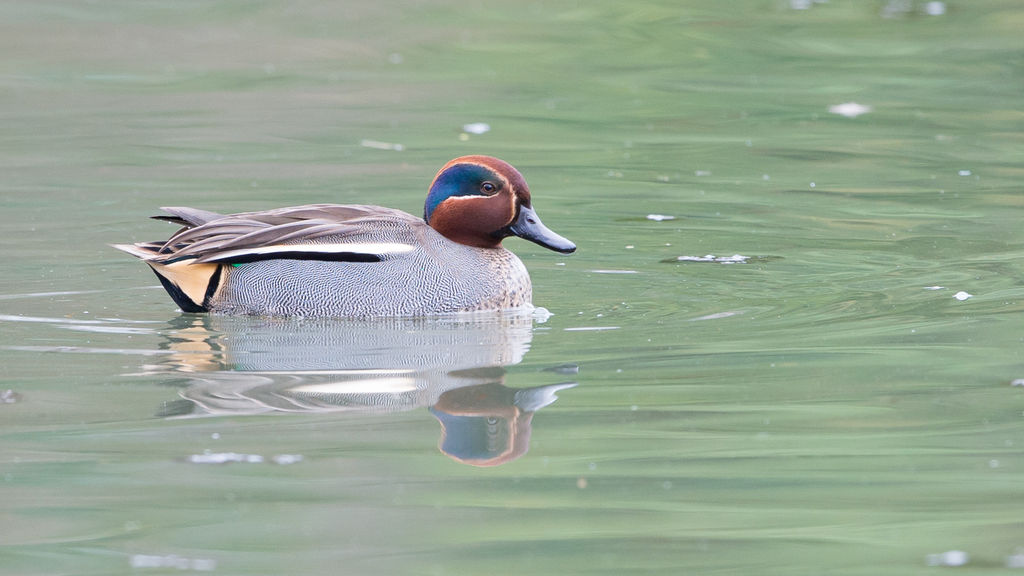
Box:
[2, 1, 1024, 574]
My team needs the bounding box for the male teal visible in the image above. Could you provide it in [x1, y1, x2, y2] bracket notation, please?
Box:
[114, 156, 576, 317]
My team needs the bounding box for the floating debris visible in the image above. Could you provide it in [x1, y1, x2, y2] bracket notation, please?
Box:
[1, 389, 19, 404]
[881, 0, 918, 18]
[360, 139, 404, 151]
[958, 169, 972, 176]
[828, 102, 873, 118]
[462, 122, 491, 135]
[923, 286, 944, 291]
[675, 254, 750, 264]
[953, 291, 973, 301]
[544, 363, 580, 375]
[1010, 379, 1024, 387]
[926, 550, 968, 567]
[646, 214, 676, 221]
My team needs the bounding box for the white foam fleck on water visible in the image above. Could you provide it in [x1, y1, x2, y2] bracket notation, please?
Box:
[923, 286, 944, 290]
[188, 451, 264, 464]
[130, 554, 216, 571]
[462, 122, 490, 134]
[925, 1, 946, 15]
[689, 311, 744, 321]
[590, 269, 639, 274]
[829, 102, 872, 118]
[564, 326, 620, 332]
[954, 291, 973, 301]
[188, 450, 301, 463]
[646, 214, 676, 221]
[926, 550, 968, 567]
[958, 169, 972, 176]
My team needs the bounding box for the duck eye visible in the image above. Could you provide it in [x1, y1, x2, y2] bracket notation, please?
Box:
[480, 181, 497, 194]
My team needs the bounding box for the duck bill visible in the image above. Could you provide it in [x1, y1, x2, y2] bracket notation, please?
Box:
[506, 204, 576, 254]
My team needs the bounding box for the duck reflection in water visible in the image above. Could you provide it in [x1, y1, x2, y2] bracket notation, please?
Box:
[149, 312, 575, 467]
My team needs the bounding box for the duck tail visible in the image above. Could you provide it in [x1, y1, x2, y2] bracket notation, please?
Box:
[112, 243, 221, 313]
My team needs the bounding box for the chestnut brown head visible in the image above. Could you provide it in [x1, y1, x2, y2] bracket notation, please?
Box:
[424, 156, 576, 253]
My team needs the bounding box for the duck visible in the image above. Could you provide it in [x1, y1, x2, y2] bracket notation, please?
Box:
[113, 155, 576, 317]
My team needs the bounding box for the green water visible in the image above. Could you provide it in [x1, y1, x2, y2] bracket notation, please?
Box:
[3, 0, 1024, 574]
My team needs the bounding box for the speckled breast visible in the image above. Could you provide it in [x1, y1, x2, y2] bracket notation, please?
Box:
[207, 241, 533, 318]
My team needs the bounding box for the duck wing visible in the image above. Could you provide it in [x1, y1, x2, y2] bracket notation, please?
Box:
[137, 204, 424, 265]
[152, 206, 227, 228]
[113, 204, 428, 313]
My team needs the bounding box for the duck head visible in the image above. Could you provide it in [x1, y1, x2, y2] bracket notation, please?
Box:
[424, 156, 576, 253]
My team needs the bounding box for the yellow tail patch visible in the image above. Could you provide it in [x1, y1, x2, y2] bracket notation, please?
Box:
[148, 260, 221, 309]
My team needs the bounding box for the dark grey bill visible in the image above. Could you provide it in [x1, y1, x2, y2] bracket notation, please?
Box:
[505, 204, 576, 254]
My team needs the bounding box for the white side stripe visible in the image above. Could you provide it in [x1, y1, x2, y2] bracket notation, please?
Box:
[204, 242, 416, 262]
